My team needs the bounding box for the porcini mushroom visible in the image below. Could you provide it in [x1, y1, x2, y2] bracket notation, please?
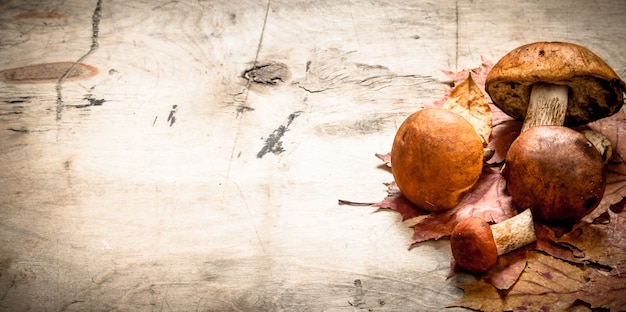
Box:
[486, 42, 623, 225]
[450, 209, 536, 273]
[391, 108, 484, 212]
[486, 41, 626, 132]
[502, 126, 605, 224]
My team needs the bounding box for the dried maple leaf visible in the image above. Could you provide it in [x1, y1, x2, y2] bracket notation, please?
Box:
[486, 120, 522, 165]
[579, 265, 626, 311]
[435, 57, 512, 125]
[450, 247, 529, 290]
[430, 58, 495, 143]
[554, 206, 626, 270]
[581, 112, 626, 222]
[481, 248, 529, 290]
[374, 152, 391, 167]
[442, 75, 492, 144]
[454, 210, 626, 311]
[450, 251, 589, 312]
[373, 166, 516, 243]
[371, 182, 429, 222]
[441, 56, 493, 96]
[454, 193, 626, 311]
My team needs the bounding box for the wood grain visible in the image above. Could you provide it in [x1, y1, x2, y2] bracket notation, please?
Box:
[0, 0, 624, 311]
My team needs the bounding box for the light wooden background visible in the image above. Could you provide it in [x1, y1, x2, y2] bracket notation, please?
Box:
[0, 0, 625, 311]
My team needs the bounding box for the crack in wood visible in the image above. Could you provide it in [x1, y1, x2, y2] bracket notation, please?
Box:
[234, 0, 272, 117]
[7, 128, 29, 133]
[0, 112, 23, 116]
[55, 0, 102, 122]
[222, 0, 273, 191]
[0, 275, 17, 305]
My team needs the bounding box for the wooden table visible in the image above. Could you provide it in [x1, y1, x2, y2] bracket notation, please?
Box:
[0, 1, 624, 310]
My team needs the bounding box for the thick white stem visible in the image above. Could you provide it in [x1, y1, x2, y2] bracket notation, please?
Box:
[490, 209, 536, 256]
[521, 83, 569, 132]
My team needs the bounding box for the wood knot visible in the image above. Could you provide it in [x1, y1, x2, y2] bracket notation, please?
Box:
[242, 62, 291, 85]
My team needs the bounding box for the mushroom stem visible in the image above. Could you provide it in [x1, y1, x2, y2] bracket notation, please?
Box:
[582, 129, 613, 164]
[521, 83, 569, 132]
[491, 208, 536, 256]
[450, 209, 538, 273]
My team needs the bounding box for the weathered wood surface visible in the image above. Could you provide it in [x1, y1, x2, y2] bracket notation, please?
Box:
[0, 0, 624, 311]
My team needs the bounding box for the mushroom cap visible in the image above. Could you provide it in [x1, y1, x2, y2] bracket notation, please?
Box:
[391, 108, 484, 212]
[486, 41, 626, 126]
[503, 126, 605, 224]
[450, 217, 498, 273]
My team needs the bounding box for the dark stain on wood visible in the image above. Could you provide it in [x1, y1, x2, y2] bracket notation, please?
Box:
[74, 96, 105, 109]
[0, 62, 98, 84]
[167, 104, 177, 126]
[257, 111, 302, 158]
[348, 279, 365, 307]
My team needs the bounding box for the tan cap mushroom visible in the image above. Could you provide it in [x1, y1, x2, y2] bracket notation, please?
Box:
[391, 108, 484, 212]
[502, 126, 605, 224]
[451, 209, 536, 273]
[486, 41, 626, 132]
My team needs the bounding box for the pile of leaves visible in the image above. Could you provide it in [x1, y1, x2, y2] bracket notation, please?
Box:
[368, 58, 626, 311]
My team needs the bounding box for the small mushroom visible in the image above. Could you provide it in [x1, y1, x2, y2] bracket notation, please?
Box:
[391, 108, 484, 212]
[486, 41, 626, 132]
[502, 126, 605, 224]
[450, 209, 536, 273]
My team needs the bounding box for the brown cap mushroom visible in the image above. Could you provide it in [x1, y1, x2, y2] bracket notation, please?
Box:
[486, 41, 626, 132]
[502, 126, 605, 224]
[391, 108, 484, 212]
[451, 209, 536, 273]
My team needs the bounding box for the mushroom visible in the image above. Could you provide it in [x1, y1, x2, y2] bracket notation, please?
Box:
[502, 126, 605, 224]
[450, 209, 536, 273]
[486, 41, 626, 132]
[391, 108, 484, 212]
[486, 42, 623, 225]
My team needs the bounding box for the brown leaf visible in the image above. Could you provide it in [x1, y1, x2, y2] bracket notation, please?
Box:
[451, 251, 587, 312]
[374, 152, 391, 167]
[581, 112, 626, 222]
[579, 267, 626, 311]
[433, 57, 493, 108]
[449, 246, 529, 291]
[409, 167, 516, 243]
[532, 223, 584, 264]
[442, 75, 492, 144]
[371, 182, 429, 222]
[448, 279, 504, 312]
[482, 248, 529, 290]
[441, 56, 493, 95]
[486, 120, 522, 164]
[554, 208, 626, 271]
[588, 112, 626, 159]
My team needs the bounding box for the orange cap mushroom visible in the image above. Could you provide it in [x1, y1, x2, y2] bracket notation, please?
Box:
[451, 209, 536, 273]
[391, 108, 484, 212]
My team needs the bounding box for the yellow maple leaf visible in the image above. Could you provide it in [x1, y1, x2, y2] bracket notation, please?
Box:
[442, 74, 492, 144]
